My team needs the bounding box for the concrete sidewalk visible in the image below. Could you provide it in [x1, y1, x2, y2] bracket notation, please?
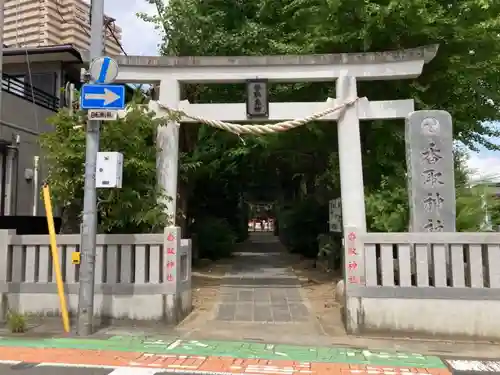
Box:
[0, 335, 453, 375]
[0, 333, 498, 374]
[3, 316, 500, 359]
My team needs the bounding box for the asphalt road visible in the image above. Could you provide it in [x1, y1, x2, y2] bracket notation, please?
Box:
[0, 364, 111, 375]
[0, 364, 177, 375]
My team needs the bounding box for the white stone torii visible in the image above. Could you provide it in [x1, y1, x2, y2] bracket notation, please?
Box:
[98, 45, 438, 234]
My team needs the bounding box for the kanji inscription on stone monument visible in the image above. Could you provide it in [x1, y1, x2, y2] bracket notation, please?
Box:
[406, 111, 456, 232]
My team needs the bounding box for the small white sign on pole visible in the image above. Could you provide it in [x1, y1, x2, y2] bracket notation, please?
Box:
[329, 198, 342, 232]
[88, 109, 118, 121]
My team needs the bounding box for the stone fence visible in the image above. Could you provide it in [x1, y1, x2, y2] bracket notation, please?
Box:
[0, 227, 192, 322]
[344, 229, 500, 339]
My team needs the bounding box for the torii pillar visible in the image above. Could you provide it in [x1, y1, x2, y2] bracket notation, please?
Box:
[336, 72, 366, 232]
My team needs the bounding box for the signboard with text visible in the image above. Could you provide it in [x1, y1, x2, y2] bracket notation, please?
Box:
[329, 198, 342, 232]
[345, 228, 365, 286]
[164, 226, 180, 283]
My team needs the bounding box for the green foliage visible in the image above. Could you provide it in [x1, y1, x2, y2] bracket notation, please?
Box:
[6, 310, 27, 333]
[142, 0, 500, 148]
[455, 186, 486, 231]
[136, 0, 500, 256]
[456, 181, 500, 232]
[490, 196, 500, 229]
[40, 105, 171, 234]
[365, 179, 500, 233]
[364, 152, 499, 232]
[277, 198, 328, 258]
[192, 217, 236, 260]
[317, 233, 342, 270]
[366, 178, 409, 232]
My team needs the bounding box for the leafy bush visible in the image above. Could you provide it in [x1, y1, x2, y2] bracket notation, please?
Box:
[455, 182, 500, 231]
[317, 233, 343, 271]
[277, 198, 328, 258]
[7, 310, 27, 333]
[365, 178, 409, 232]
[365, 176, 499, 232]
[40, 103, 170, 234]
[193, 217, 236, 260]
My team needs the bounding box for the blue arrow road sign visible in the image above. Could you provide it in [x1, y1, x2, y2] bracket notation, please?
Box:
[80, 84, 125, 110]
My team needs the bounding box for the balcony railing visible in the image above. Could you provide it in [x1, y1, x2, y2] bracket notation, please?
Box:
[2, 74, 60, 112]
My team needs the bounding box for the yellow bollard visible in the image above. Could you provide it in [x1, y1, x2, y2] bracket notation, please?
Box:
[42, 183, 70, 333]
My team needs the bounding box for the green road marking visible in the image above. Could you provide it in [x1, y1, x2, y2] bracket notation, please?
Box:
[0, 336, 446, 368]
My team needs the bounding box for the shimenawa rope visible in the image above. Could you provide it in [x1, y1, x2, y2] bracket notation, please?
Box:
[157, 97, 360, 135]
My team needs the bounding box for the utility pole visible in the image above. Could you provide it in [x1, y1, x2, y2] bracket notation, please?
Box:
[77, 0, 104, 336]
[0, 0, 4, 125]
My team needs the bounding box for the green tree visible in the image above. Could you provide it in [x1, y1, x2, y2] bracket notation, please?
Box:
[365, 148, 498, 232]
[137, 0, 500, 257]
[40, 104, 170, 234]
[139, 0, 500, 190]
[140, 0, 500, 146]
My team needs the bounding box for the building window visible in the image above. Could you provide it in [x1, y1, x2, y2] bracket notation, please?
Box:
[10, 73, 57, 97]
[30, 73, 57, 96]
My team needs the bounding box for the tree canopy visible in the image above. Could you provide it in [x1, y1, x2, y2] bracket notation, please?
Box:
[141, 0, 500, 147]
[138, 0, 499, 225]
[38, 0, 500, 260]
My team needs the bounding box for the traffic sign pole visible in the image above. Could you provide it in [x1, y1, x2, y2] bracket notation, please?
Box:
[77, 0, 105, 336]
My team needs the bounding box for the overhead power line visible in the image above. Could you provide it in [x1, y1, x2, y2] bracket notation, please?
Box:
[105, 20, 127, 56]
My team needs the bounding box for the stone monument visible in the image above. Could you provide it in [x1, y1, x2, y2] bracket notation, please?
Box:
[406, 110, 456, 232]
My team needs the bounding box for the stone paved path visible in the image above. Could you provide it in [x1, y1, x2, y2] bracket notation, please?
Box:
[214, 232, 313, 324]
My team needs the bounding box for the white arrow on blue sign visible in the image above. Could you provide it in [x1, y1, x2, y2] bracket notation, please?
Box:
[80, 84, 126, 110]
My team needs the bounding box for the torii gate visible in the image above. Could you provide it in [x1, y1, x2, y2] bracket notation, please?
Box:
[101, 45, 438, 234]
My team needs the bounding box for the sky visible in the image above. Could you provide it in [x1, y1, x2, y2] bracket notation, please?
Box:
[468, 147, 500, 182]
[104, 0, 162, 56]
[105, 2, 500, 180]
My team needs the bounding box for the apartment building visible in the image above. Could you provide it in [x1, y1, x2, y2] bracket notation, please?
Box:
[3, 0, 123, 56]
